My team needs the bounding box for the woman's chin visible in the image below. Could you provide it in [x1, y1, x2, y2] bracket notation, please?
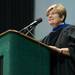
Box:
[48, 22, 55, 25]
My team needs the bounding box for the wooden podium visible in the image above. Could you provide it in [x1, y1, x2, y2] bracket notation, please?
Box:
[0, 30, 51, 75]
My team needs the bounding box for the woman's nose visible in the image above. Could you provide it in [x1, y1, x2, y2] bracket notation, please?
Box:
[48, 14, 52, 18]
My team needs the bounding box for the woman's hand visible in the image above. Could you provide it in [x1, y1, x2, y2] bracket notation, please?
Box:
[49, 46, 70, 56]
[59, 48, 70, 56]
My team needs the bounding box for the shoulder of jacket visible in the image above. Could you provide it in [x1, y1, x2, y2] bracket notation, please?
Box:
[63, 25, 75, 31]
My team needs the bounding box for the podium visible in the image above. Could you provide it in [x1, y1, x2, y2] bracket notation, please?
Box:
[0, 30, 51, 75]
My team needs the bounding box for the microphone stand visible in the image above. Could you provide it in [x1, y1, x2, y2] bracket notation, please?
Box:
[19, 24, 35, 37]
[19, 21, 37, 32]
[25, 26, 35, 37]
[19, 17, 42, 37]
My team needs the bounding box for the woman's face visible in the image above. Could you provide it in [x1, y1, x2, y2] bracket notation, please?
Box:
[47, 9, 63, 27]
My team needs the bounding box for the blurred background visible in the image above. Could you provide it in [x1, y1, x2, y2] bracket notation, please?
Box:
[0, 0, 34, 33]
[0, 0, 75, 40]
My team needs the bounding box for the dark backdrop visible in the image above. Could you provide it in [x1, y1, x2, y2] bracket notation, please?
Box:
[0, 0, 34, 33]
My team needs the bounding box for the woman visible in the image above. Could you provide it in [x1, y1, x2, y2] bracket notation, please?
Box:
[42, 3, 75, 75]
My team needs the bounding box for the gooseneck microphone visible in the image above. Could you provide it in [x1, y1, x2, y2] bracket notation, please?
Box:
[29, 17, 42, 26]
[19, 17, 42, 32]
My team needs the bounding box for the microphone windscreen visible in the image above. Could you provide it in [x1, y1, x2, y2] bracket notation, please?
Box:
[36, 17, 42, 23]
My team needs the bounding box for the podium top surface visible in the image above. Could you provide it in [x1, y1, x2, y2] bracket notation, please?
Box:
[0, 29, 50, 49]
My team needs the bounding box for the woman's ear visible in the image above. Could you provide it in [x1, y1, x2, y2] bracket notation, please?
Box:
[60, 16, 64, 22]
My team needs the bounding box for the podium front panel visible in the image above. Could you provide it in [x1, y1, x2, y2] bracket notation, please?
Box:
[0, 31, 51, 75]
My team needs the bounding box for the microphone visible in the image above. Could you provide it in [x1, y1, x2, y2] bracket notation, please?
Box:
[29, 17, 42, 26]
[19, 17, 42, 32]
